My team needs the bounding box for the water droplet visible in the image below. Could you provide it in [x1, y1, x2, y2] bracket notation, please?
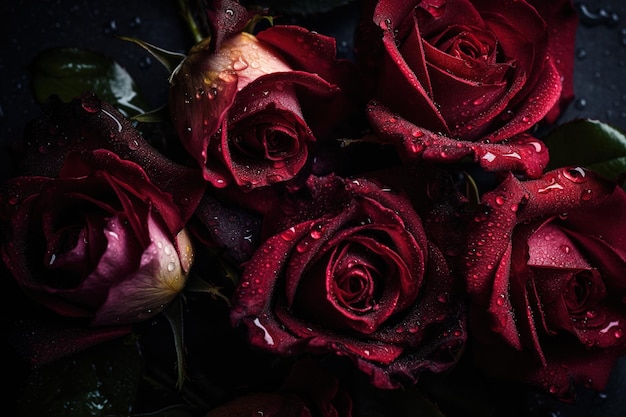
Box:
[296, 241, 309, 253]
[408, 141, 424, 154]
[580, 189, 593, 201]
[128, 139, 139, 150]
[614, 328, 623, 339]
[528, 141, 543, 152]
[232, 57, 248, 71]
[310, 224, 323, 239]
[576, 48, 588, 60]
[225, 8, 234, 16]
[495, 195, 505, 205]
[560, 244, 571, 254]
[280, 227, 297, 241]
[138, 55, 152, 69]
[576, 4, 619, 27]
[538, 179, 564, 193]
[241, 280, 250, 288]
[563, 167, 587, 183]
[496, 294, 506, 306]
[253, 317, 275, 345]
[167, 262, 175, 272]
[472, 95, 487, 106]
[81, 98, 101, 113]
[207, 87, 218, 99]
[574, 97, 587, 110]
[129, 16, 142, 28]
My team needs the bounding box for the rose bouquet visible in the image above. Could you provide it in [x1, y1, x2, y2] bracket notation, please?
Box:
[1, 0, 626, 416]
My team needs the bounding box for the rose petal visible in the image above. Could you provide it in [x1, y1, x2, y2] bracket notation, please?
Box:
[367, 101, 549, 178]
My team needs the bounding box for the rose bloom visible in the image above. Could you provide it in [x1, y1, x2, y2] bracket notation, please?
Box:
[169, 5, 354, 190]
[464, 168, 626, 398]
[357, 0, 577, 177]
[205, 358, 353, 417]
[230, 173, 465, 389]
[1, 149, 194, 361]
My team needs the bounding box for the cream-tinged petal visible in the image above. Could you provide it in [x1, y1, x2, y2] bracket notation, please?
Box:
[90, 214, 191, 326]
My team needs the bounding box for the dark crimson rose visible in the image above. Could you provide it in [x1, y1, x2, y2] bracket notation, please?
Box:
[14, 93, 206, 223]
[169, 6, 355, 190]
[230, 174, 465, 389]
[464, 168, 626, 398]
[1, 149, 194, 360]
[358, 0, 577, 177]
[205, 358, 353, 417]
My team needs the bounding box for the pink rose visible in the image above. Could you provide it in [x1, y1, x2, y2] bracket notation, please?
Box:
[1, 150, 193, 327]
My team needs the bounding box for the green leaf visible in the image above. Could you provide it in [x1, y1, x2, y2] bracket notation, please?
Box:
[30, 47, 151, 117]
[131, 104, 170, 123]
[117, 36, 187, 75]
[17, 335, 143, 417]
[185, 273, 232, 306]
[542, 119, 626, 182]
[163, 296, 188, 390]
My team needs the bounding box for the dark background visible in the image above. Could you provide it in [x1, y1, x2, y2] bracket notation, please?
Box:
[1, 1, 626, 416]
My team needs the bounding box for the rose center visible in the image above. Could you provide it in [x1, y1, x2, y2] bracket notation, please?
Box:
[564, 269, 604, 316]
[231, 116, 299, 160]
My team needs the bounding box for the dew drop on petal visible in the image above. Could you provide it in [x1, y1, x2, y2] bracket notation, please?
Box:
[563, 167, 587, 183]
[496, 294, 506, 306]
[580, 189, 593, 201]
[296, 241, 309, 253]
[280, 227, 297, 241]
[310, 228, 322, 240]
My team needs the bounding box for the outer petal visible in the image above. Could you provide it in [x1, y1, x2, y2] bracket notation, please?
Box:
[464, 169, 626, 397]
[367, 101, 549, 178]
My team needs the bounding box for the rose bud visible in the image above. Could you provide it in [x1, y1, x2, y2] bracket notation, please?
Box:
[357, 0, 578, 178]
[169, 23, 354, 190]
[1, 149, 194, 350]
[231, 173, 465, 389]
[463, 168, 626, 398]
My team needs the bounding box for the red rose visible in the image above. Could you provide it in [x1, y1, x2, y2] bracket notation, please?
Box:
[15, 93, 206, 224]
[230, 173, 465, 389]
[205, 358, 353, 417]
[1, 149, 194, 361]
[358, 0, 577, 177]
[464, 168, 626, 398]
[169, 6, 355, 190]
